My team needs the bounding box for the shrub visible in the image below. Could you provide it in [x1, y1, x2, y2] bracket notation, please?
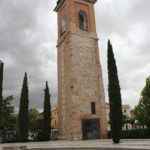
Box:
[108, 128, 150, 139]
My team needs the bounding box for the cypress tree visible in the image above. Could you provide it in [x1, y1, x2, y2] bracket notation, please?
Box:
[42, 81, 51, 141]
[0, 61, 4, 140]
[107, 40, 123, 143]
[18, 73, 29, 142]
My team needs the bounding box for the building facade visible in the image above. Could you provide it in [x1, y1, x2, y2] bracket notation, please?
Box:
[105, 103, 132, 130]
[51, 106, 59, 140]
[51, 106, 59, 130]
[52, 103, 132, 133]
[54, 0, 107, 140]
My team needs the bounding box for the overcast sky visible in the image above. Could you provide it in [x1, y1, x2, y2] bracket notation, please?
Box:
[0, 0, 149, 110]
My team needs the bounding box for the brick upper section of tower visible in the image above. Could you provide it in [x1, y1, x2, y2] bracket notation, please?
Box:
[54, 0, 97, 11]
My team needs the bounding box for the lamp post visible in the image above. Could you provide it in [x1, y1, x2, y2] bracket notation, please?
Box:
[0, 60, 3, 143]
[0, 60, 3, 103]
[0, 60, 3, 98]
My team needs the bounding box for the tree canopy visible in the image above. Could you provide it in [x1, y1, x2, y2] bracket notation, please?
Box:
[18, 73, 29, 142]
[41, 81, 51, 141]
[107, 40, 123, 143]
[134, 77, 150, 128]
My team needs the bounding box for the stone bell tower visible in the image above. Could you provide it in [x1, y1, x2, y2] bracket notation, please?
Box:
[54, 0, 107, 140]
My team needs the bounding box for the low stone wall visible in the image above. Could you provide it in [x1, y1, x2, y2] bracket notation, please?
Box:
[2, 146, 27, 150]
[29, 148, 149, 150]
[1, 140, 150, 150]
[2, 147, 148, 150]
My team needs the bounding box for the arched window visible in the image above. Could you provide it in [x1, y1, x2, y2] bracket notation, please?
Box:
[79, 10, 88, 31]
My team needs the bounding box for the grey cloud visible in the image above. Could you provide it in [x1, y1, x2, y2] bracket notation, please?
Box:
[0, 0, 57, 110]
[95, 0, 150, 107]
[0, 0, 149, 110]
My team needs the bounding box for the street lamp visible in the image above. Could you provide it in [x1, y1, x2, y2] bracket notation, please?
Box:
[0, 60, 3, 67]
[0, 60, 3, 80]
[0, 60, 3, 82]
[0, 60, 3, 143]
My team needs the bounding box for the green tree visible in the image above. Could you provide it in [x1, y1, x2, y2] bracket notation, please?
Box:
[107, 40, 123, 143]
[122, 114, 130, 130]
[18, 73, 29, 142]
[134, 105, 145, 127]
[134, 77, 150, 128]
[41, 81, 51, 141]
[29, 108, 40, 140]
[2, 96, 17, 142]
[0, 62, 17, 143]
[35, 116, 44, 141]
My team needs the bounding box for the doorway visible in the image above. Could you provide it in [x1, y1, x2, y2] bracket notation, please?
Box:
[82, 119, 100, 140]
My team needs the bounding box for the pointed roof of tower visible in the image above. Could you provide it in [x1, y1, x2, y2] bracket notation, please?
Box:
[54, 0, 97, 12]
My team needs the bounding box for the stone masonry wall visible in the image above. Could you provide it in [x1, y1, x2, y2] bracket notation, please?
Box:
[57, 31, 107, 140]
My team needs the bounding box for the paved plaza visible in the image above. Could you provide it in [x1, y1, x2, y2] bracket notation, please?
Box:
[0, 140, 150, 150]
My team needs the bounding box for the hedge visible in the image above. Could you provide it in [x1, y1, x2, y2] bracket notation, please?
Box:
[108, 128, 150, 139]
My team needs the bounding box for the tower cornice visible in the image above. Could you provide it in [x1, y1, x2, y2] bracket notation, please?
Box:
[54, 0, 97, 12]
[54, 0, 65, 12]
